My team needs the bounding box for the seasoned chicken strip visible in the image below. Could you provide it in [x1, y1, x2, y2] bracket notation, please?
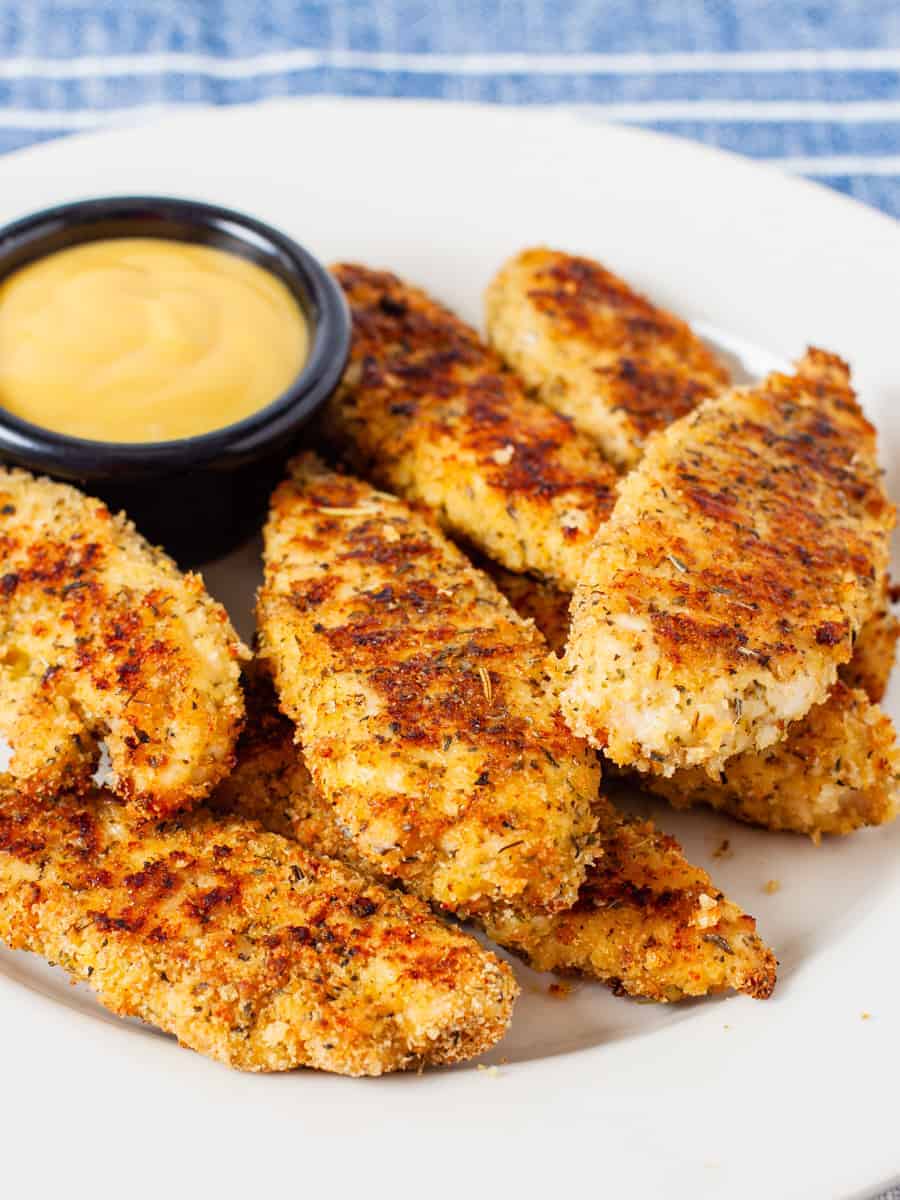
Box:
[0, 470, 247, 814]
[324, 264, 618, 589]
[485, 559, 898, 706]
[257, 456, 600, 918]
[471, 554, 572, 657]
[642, 682, 899, 838]
[562, 351, 895, 774]
[483, 803, 776, 1000]
[470, 561, 900, 837]
[485, 247, 730, 467]
[0, 788, 516, 1075]
[216, 670, 776, 1002]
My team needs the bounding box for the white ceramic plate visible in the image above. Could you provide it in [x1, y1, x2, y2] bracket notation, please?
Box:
[0, 99, 898, 1200]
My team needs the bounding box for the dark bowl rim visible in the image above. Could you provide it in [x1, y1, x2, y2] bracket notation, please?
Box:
[0, 194, 350, 477]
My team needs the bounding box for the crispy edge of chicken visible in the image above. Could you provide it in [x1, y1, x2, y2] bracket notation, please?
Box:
[0, 785, 517, 1075]
[561, 350, 896, 775]
[485, 561, 899, 837]
[215, 669, 776, 1003]
[485, 246, 730, 468]
[323, 263, 618, 590]
[257, 454, 600, 918]
[839, 579, 899, 703]
[0, 469, 248, 816]
[643, 681, 900, 838]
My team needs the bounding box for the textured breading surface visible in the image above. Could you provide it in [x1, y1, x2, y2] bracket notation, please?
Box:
[484, 803, 776, 1000]
[0, 788, 516, 1074]
[0, 470, 247, 815]
[257, 456, 600, 918]
[486, 564, 898, 700]
[324, 264, 618, 589]
[479, 563, 899, 837]
[219, 669, 776, 1002]
[839, 579, 898, 703]
[485, 247, 730, 467]
[475, 556, 571, 657]
[644, 682, 900, 837]
[562, 351, 895, 775]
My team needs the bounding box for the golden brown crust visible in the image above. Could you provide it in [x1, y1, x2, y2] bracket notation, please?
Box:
[0, 469, 247, 815]
[482, 563, 899, 837]
[224, 666, 776, 1002]
[642, 682, 900, 837]
[562, 351, 896, 774]
[485, 805, 776, 1001]
[485, 247, 730, 466]
[472, 554, 571, 657]
[0, 786, 517, 1074]
[839, 578, 898, 703]
[486, 564, 898, 703]
[324, 264, 618, 589]
[257, 456, 600, 918]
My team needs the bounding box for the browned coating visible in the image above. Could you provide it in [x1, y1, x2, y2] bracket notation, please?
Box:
[485, 803, 776, 1001]
[0, 469, 247, 815]
[0, 784, 517, 1074]
[257, 455, 600, 918]
[562, 350, 896, 773]
[323, 264, 618, 589]
[485, 247, 730, 466]
[839, 578, 898, 703]
[218, 667, 776, 1003]
[644, 681, 899, 837]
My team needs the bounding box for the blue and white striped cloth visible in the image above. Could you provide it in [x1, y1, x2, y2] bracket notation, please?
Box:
[0, 1, 897, 220]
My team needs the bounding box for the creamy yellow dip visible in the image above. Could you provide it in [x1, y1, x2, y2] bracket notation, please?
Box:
[0, 237, 309, 442]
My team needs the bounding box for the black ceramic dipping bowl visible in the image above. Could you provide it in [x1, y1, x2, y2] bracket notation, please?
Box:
[0, 196, 350, 564]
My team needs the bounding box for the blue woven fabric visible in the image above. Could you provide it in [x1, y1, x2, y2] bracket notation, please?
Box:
[0, 1, 895, 218]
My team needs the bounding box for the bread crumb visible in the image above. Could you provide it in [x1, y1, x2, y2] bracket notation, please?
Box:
[712, 838, 731, 859]
[861, 1012, 872, 1021]
[477, 1064, 501, 1077]
[548, 980, 572, 999]
[763, 879, 781, 895]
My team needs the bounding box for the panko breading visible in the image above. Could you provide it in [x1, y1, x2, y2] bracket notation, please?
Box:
[562, 351, 896, 775]
[0, 470, 247, 814]
[484, 804, 776, 1001]
[257, 455, 600, 918]
[839, 579, 898, 703]
[324, 264, 618, 589]
[217, 670, 776, 1002]
[643, 682, 900, 838]
[475, 562, 899, 837]
[485, 247, 730, 467]
[0, 789, 516, 1075]
[485, 562, 898, 701]
[473, 554, 571, 657]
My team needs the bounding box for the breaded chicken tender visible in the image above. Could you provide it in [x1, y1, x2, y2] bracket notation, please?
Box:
[485, 247, 730, 467]
[0, 470, 246, 814]
[483, 804, 776, 1000]
[0, 788, 516, 1074]
[472, 554, 571, 657]
[643, 682, 900, 838]
[257, 456, 600, 918]
[485, 561, 898, 704]
[218, 669, 776, 1002]
[562, 351, 895, 775]
[839, 578, 898, 703]
[324, 264, 618, 589]
[470, 561, 900, 838]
